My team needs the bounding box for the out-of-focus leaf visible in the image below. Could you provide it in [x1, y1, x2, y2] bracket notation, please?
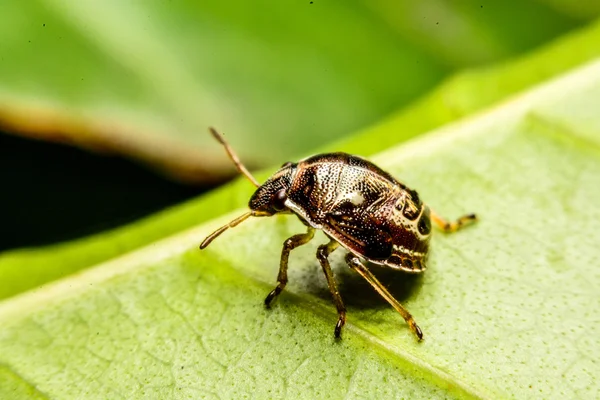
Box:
[2, 19, 600, 301]
[0, 0, 584, 182]
[339, 18, 600, 155]
[364, 0, 585, 67]
[1, 58, 599, 399]
[0, 0, 447, 183]
[534, 0, 600, 20]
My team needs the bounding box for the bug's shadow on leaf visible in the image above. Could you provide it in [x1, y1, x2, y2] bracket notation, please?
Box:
[295, 253, 424, 309]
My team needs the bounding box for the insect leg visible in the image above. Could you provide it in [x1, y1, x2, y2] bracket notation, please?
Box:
[429, 209, 477, 233]
[264, 227, 315, 307]
[316, 240, 347, 338]
[345, 253, 423, 340]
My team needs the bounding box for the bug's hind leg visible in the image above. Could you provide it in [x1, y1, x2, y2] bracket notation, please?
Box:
[316, 240, 346, 339]
[429, 209, 477, 233]
[265, 227, 315, 307]
[345, 253, 423, 340]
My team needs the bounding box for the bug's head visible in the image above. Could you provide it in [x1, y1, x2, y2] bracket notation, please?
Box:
[249, 161, 297, 215]
[200, 128, 297, 250]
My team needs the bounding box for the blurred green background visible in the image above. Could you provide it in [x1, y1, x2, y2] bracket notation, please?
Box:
[1, 0, 599, 251]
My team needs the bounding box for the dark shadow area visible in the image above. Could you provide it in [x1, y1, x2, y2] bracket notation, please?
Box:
[296, 254, 424, 310]
[336, 262, 424, 308]
[0, 133, 213, 251]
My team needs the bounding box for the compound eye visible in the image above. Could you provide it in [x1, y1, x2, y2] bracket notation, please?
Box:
[273, 189, 288, 211]
[417, 212, 432, 235]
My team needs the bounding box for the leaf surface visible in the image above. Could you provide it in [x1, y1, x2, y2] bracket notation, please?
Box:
[1, 58, 599, 399]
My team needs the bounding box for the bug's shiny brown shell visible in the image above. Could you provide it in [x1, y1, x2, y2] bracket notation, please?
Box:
[283, 153, 430, 273]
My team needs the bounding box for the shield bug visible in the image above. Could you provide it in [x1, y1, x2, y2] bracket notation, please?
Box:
[200, 128, 477, 340]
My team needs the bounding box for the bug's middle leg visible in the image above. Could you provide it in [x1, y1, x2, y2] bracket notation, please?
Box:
[264, 227, 315, 307]
[316, 240, 347, 338]
[345, 253, 423, 340]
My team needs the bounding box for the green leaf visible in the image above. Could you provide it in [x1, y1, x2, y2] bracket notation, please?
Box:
[365, 0, 585, 67]
[2, 57, 599, 399]
[0, 1, 584, 181]
[534, 0, 600, 20]
[1, 0, 449, 180]
[3, 19, 600, 302]
[339, 18, 600, 156]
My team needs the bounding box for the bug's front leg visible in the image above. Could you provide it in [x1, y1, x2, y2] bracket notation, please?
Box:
[265, 227, 315, 307]
[316, 240, 347, 339]
[429, 209, 477, 233]
[345, 253, 423, 340]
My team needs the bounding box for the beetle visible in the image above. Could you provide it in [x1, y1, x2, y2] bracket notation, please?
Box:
[200, 127, 476, 340]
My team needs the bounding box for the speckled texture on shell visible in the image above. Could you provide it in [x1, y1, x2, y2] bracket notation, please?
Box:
[281, 152, 430, 273]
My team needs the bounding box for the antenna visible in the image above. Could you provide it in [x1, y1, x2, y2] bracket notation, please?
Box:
[199, 210, 270, 249]
[209, 127, 260, 187]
